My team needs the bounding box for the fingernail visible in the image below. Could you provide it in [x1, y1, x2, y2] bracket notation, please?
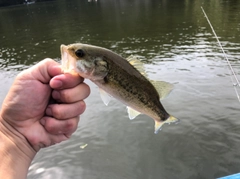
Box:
[46, 107, 52, 116]
[40, 119, 46, 126]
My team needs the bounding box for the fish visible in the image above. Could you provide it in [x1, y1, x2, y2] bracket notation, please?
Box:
[60, 43, 179, 133]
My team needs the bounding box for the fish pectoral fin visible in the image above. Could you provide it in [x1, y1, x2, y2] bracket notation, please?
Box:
[99, 88, 111, 106]
[154, 115, 179, 134]
[127, 107, 141, 120]
[150, 80, 174, 100]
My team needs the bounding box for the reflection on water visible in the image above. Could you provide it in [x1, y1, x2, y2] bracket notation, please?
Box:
[0, 0, 240, 179]
[0, 47, 30, 71]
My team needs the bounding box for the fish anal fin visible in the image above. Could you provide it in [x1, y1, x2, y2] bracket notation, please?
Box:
[127, 106, 141, 120]
[99, 88, 111, 106]
[154, 115, 179, 134]
[150, 80, 174, 100]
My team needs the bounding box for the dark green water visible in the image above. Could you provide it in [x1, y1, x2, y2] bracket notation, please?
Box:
[1, 0, 240, 178]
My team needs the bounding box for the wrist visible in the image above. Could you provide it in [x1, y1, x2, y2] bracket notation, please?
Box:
[0, 118, 36, 179]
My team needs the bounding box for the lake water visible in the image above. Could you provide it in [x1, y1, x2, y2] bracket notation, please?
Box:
[1, 0, 240, 178]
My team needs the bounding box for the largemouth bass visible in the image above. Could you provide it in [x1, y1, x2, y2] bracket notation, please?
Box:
[60, 43, 178, 133]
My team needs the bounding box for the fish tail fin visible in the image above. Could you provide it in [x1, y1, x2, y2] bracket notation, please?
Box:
[154, 115, 179, 134]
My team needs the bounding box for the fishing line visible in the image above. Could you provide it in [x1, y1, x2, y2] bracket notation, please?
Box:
[201, 7, 240, 102]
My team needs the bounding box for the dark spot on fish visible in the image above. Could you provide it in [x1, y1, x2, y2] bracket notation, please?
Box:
[124, 82, 129, 87]
[104, 76, 108, 83]
[132, 91, 137, 95]
[162, 113, 169, 121]
[139, 96, 145, 103]
[75, 49, 85, 58]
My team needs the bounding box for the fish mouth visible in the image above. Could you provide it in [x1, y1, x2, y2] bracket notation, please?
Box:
[60, 44, 78, 74]
[60, 44, 95, 79]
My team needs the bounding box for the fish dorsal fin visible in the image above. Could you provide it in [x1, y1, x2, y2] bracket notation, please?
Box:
[99, 88, 111, 106]
[150, 80, 174, 100]
[127, 55, 174, 100]
[127, 106, 141, 120]
[126, 55, 147, 77]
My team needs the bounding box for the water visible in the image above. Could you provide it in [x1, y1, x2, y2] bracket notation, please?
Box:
[0, 0, 240, 178]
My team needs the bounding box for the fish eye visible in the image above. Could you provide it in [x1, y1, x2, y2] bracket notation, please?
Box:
[75, 49, 85, 58]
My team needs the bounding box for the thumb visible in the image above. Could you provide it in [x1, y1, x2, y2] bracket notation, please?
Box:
[28, 58, 62, 83]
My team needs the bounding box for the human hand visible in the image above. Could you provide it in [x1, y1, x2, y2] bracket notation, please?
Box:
[0, 58, 90, 152]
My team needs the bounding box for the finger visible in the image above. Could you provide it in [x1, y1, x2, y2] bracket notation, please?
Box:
[52, 83, 90, 103]
[39, 134, 68, 148]
[50, 73, 84, 89]
[46, 100, 86, 120]
[40, 116, 79, 135]
[37, 131, 72, 149]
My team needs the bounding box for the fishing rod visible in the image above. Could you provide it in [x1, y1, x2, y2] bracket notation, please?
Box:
[201, 6, 240, 102]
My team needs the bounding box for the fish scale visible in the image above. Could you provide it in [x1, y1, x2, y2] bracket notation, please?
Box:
[105, 59, 158, 113]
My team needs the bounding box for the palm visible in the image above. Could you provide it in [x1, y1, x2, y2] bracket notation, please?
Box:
[14, 80, 50, 122]
[2, 75, 55, 148]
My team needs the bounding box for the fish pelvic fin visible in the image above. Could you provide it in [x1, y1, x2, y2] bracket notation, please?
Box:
[154, 115, 179, 134]
[127, 106, 141, 120]
[99, 88, 111, 106]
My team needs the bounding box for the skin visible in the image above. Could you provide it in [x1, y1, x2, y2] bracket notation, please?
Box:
[0, 58, 90, 179]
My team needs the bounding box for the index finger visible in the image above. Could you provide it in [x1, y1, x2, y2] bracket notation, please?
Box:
[50, 73, 84, 89]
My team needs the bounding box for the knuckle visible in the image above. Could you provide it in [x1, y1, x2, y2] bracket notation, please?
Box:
[65, 120, 74, 130]
[43, 58, 53, 63]
[64, 118, 78, 133]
